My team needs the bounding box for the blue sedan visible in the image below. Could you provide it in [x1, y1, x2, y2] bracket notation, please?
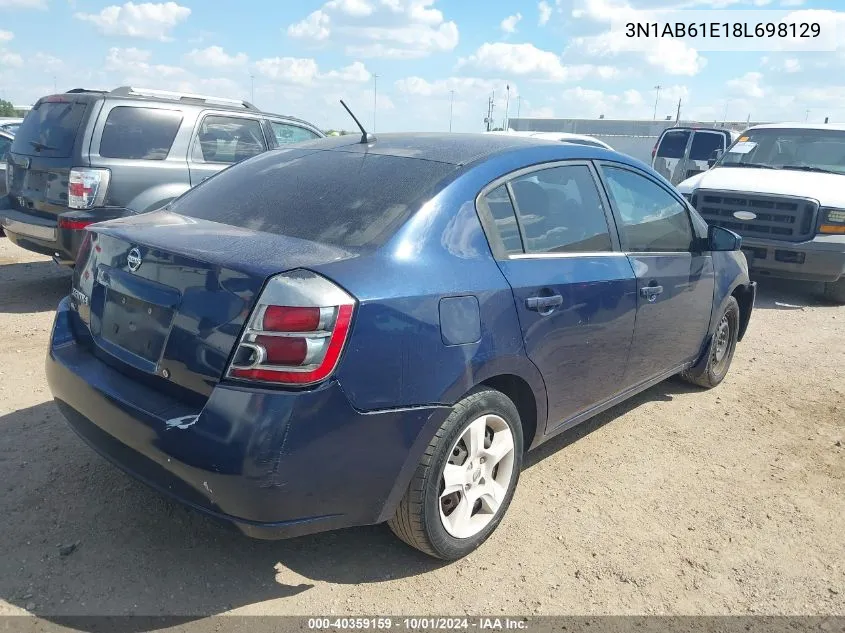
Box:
[46, 133, 756, 560]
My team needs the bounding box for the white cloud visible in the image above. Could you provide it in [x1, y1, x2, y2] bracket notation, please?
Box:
[104, 46, 185, 79]
[254, 57, 372, 86]
[538, 1, 553, 26]
[33, 52, 64, 72]
[287, 10, 331, 40]
[458, 42, 620, 81]
[0, 0, 46, 7]
[287, 0, 459, 59]
[395, 76, 516, 98]
[0, 49, 23, 68]
[75, 2, 191, 41]
[0, 30, 13, 42]
[500, 13, 522, 34]
[185, 46, 248, 69]
[780, 0, 804, 5]
[727, 71, 765, 99]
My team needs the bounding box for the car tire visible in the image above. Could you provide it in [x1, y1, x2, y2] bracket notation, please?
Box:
[681, 296, 740, 389]
[388, 387, 524, 560]
[822, 278, 845, 305]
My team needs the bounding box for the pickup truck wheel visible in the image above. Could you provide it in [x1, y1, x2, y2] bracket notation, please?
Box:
[823, 279, 845, 305]
[682, 296, 740, 389]
[388, 387, 523, 560]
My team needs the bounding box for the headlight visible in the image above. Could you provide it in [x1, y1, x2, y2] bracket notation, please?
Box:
[819, 208, 845, 235]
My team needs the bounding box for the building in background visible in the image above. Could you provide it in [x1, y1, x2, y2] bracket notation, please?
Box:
[506, 117, 766, 164]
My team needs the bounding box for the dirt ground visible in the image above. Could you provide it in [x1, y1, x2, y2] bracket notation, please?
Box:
[0, 237, 843, 620]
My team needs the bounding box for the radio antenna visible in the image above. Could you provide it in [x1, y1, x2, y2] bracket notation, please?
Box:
[340, 99, 376, 144]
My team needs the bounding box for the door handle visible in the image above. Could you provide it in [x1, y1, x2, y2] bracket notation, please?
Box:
[526, 294, 563, 312]
[639, 285, 664, 303]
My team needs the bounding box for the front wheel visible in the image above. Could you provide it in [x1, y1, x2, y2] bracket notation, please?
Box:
[388, 388, 523, 560]
[823, 278, 845, 305]
[681, 296, 740, 389]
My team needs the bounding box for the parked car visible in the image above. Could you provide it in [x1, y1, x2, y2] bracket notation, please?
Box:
[46, 133, 756, 560]
[677, 123, 845, 303]
[490, 129, 614, 150]
[1, 86, 324, 265]
[0, 128, 12, 200]
[0, 117, 23, 135]
[652, 126, 740, 185]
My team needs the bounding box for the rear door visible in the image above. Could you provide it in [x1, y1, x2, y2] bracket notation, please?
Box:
[89, 103, 189, 212]
[187, 113, 268, 186]
[478, 161, 638, 432]
[652, 128, 692, 185]
[597, 163, 714, 388]
[686, 130, 729, 181]
[7, 96, 94, 220]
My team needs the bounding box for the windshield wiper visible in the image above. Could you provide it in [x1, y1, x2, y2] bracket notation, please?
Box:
[720, 162, 777, 170]
[29, 140, 58, 152]
[780, 165, 840, 175]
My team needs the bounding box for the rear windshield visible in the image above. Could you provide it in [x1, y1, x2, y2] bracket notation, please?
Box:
[168, 149, 456, 249]
[100, 106, 183, 160]
[11, 100, 88, 158]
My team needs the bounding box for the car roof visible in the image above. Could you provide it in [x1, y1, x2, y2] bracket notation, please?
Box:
[290, 132, 599, 166]
[745, 122, 845, 132]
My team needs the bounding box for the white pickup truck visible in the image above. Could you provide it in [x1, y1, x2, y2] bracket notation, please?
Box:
[677, 123, 845, 303]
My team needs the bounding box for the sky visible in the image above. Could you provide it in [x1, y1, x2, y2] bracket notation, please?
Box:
[1, 0, 845, 132]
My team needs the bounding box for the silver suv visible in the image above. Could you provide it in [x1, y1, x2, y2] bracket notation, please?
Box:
[1, 86, 324, 265]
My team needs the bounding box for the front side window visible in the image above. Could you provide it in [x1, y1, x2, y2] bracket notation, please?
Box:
[689, 132, 725, 161]
[718, 127, 845, 175]
[100, 107, 183, 160]
[509, 164, 613, 254]
[193, 116, 266, 164]
[270, 121, 320, 145]
[601, 166, 694, 253]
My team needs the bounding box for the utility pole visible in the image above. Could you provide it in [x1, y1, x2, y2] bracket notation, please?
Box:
[485, 91, 495, 132]
[373, 74, 379, 133]
[449, 90, 455, 132]
[722, 100, 729, 126]
[516, 95, 522, 120]
[250, 74, 254, 103]
[503, 84, 510, 131]
[805, 109, 810, 122]
[675, 97, 682, 124]
[652, 85, 661, 121]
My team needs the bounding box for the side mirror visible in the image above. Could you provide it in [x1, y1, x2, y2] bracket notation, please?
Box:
[708, 225, 742, 251]
[707, 148, 723, 168]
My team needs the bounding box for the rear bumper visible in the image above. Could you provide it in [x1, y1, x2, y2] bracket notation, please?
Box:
[741, 235, 845, 283]
[46, 297, 449, 539]
[0, 200, 128, 265]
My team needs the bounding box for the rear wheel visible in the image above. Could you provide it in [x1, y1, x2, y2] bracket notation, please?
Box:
[681, 296, 740, 389]
[823, 278, 845, 305]
[388, 388, 523, 560]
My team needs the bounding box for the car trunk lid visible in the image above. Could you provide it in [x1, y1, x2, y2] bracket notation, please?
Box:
[70, 210, 359, 400]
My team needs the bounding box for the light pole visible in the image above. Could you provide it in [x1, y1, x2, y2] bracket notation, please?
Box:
[652, 85, 661, 121]
[449, 90, 455, 132]
[373, 74, 379, 133]
[503, 84, 510, 131]
[516, 95, 522, 119]
[805, 109, 810, 122]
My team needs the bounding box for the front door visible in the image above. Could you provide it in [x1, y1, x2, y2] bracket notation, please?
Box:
[479, 162, 638, 432]
[188, 114, 267, 187]
[598, 164, 715, 387]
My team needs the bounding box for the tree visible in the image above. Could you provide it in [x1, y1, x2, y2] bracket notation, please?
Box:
[0, 99, 16, 117]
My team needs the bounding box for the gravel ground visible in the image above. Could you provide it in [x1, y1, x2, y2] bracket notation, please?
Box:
[0, 238, 843, 621]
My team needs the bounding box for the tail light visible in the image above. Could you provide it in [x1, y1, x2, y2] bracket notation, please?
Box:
[68, 168, 110, 210]
[59, 217, 95, 231]
[226, 270, 356, 386]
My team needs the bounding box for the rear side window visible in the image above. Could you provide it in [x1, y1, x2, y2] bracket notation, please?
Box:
[10, 101, 87, 158]
[689, 132, 725, 161]
[192, 116, 266, 164]
[656, 130, 690, 159]
[169, 150, 455, 249]
[271, 121, 321, 145]
[509, 165, 613, 254]
[99, 107, 183, 160]
[601, 166, 693, 253]
[482, 185, 523, 255]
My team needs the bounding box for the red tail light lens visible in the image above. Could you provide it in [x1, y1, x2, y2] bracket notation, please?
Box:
[227, 270, 356, 386]
[59, 217, 95, 231]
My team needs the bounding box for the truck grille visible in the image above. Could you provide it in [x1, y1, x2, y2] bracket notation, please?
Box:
[693, 190, 818, 242]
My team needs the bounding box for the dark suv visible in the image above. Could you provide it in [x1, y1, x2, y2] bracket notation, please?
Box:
[1, 86, 324, 264]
